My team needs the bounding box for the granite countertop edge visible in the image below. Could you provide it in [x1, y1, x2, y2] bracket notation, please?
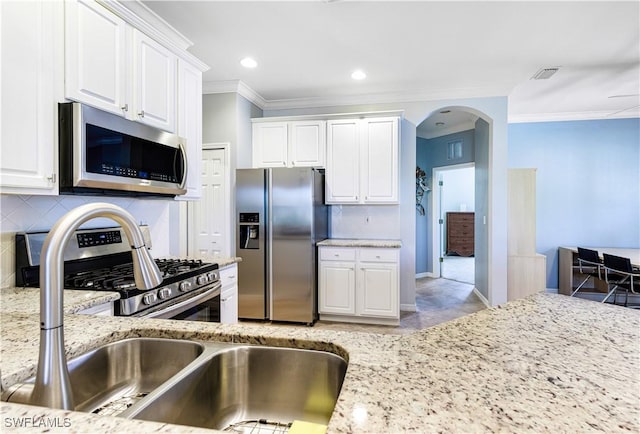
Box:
[317, 238, 402, 248]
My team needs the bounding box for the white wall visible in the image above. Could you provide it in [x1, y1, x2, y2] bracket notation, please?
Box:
[442, 167, 475, 213]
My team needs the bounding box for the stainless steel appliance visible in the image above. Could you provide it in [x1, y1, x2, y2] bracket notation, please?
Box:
[58, 102, 187, 197]
[236, 168, 328, 324]
[15, 226, 220, 321]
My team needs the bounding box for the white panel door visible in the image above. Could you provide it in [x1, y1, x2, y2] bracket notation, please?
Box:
[252, 122, 288, 167]
[191, 148, 228, 256]
[319, 261, 356, 315]
[326, 120, 360, 203]
[362, 117, 399, 204]
[357, 263, 398, 318]
[65, 0, 127, 115]
[288, 121, 326, 167]
[132, 29, 176, 132]
[1, 0, 60, 194]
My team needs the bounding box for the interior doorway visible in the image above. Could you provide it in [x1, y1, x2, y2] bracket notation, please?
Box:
[433, 164, 475, 284]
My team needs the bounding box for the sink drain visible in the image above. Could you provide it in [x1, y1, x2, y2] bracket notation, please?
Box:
[223, 418, 292, 434]
[91, 393, 149, 417]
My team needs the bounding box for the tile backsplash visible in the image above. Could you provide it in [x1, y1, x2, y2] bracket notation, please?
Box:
[0, 194, 176, 289]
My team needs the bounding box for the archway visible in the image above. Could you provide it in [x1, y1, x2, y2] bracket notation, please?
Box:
[414, 105, 495, 306]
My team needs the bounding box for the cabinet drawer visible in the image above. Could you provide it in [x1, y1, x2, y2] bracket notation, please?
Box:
[320, 247, 357, 261]
[359, 248, 399, 263]
[219, 265, 238, 286]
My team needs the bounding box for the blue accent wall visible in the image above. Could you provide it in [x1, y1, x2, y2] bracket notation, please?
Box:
[416, 129, 475, 274]
[508, 118, 640, 288]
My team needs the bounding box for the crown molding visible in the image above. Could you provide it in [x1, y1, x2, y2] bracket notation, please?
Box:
[202, 80, 267, 109]
[508, 110, 640, 123]
[99, 1, 209, 71]
[261, 84, 512, 111]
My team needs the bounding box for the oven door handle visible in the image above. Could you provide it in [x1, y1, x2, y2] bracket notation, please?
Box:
[140, 281, 221, 319]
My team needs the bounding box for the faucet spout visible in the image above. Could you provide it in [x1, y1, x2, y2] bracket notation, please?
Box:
[30, 203, 162, 409]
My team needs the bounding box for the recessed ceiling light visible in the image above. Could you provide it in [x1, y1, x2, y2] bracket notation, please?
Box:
[240, 57, 258, 68]
[351, 70, 366, 80]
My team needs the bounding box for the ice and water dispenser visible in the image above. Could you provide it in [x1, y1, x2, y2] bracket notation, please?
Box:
[239, 213, 260, 249]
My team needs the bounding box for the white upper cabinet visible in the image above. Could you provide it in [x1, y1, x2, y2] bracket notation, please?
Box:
[288, 121, 326, 167]
[65, 0, 128, 117]
[326, 119, 360, 203]
[0, 0, 62, 195]
[65, 0, 177, 133]
[252, 122, 288, 167]
[252, 120, 326, 168]
[326, 117, 399, 204]
[132, 29, 176, 132]
[361, 117, 399, 203]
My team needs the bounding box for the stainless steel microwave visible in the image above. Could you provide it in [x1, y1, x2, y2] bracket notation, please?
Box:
[58, 102, 187, 197]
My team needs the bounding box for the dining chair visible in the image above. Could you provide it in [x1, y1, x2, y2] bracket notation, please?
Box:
[602, 253, 640, 308]
[571, 247, 603, 297]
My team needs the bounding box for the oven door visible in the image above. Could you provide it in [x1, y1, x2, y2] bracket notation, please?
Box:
[135, 282, 221, 322]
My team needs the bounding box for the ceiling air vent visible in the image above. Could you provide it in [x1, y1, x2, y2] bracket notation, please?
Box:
[531, 67, 560, 80]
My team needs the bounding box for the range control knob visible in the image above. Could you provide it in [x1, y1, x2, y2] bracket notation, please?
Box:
[207, 272, 218, 281]
[179, 281, 192, 292]
[158, 288, 172, 300]
[197, 275, 208, 285]
[143, 293, 157, 305]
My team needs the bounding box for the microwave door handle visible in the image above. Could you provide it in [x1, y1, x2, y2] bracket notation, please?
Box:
[178, 143, 188, 190]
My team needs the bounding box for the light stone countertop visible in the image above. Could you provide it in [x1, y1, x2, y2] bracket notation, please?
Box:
[0, 287, 120, 315]
[1, 293, 638, 433]
[317, 239, 402, 248]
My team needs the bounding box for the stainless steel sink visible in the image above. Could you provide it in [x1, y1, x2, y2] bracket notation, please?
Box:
[4, 337, 204, 415]
[4, 338, 347, 431]
[123, 345, 348, 431]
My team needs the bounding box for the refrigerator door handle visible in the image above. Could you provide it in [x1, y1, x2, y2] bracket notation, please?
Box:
[266, 168, 273, 320]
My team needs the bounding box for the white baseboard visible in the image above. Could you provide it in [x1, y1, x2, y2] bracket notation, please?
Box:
[400, 303, 417, 312]
[473, 287, 490, 307]
[416, 272, 434, 278]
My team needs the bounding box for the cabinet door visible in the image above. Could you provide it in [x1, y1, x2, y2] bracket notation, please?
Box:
[252, 122, 288, 167]
[319, 261, 356, 315]
[65, 0, 127, 116]
[326, 120, 360, 203]
[132, 29, 176, 132]
[221, 287, 238, 324]
[176, 59, 202, 199]
[357, 263, 398, 318]
[288, 121, 326, 167]
[361, 117, 399, 204]
[1, 0, 60, 194]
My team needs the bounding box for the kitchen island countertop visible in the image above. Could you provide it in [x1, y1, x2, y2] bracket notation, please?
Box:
[1, 293, 638, 433]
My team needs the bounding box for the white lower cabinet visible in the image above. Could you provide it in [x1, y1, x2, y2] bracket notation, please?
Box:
[318, 246, 399, 325]
[219, 263, 238, 324]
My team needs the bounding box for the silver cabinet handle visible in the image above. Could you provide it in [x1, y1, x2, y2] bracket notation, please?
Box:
[121, 104, 129, 112]
[138, 110, 145, 117]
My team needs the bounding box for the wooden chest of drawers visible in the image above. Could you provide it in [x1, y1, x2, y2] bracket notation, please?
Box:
[446, 212, 474, 257]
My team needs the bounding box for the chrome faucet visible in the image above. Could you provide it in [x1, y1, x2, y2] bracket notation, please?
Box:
[27, 203, 162, 409]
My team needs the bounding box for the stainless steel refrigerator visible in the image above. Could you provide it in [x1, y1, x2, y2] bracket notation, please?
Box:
[236, 168, 327, 324]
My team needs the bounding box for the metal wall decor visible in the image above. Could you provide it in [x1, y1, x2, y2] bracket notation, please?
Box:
[416, 166, 430, 215]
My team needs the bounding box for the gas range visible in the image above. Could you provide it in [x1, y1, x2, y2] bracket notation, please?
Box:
[15, 226, 220, 318]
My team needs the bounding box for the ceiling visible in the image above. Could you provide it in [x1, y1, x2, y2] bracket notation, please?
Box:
[142, 0, 640, 134]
